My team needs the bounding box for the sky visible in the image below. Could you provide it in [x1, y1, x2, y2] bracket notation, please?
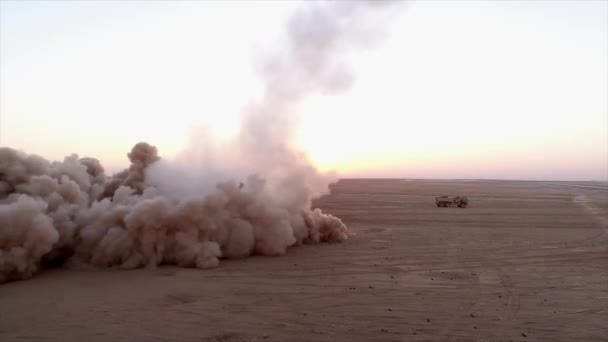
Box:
[1, 0, 606, 181]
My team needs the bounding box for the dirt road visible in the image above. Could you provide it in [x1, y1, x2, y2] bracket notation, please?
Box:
[1, 179, 607, 341]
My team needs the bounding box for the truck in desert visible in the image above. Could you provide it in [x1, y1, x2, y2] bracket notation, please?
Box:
[435, 196, 469, 208]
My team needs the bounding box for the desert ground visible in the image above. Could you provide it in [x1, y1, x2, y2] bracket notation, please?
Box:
[1, 179, 607, 342]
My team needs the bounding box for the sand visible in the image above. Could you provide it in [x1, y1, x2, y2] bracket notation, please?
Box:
[1, 179, 607, 341]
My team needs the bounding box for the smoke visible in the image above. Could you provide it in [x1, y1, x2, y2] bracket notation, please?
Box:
[0, 1, 399, 282]
[148, 0, 401, 198]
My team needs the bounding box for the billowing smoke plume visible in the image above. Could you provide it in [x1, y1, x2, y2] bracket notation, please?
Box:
[0, 1, 399, 283]
[147, 0, 401, 199]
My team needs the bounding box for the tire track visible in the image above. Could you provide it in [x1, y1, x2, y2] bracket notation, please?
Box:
[496, 267, 520, 334]
[435, 269, 483, 342]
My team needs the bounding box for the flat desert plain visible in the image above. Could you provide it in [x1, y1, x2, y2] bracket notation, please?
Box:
[1, 179, 607, 342]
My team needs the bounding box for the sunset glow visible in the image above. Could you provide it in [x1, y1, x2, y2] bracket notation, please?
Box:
[1, 0, 606, 180]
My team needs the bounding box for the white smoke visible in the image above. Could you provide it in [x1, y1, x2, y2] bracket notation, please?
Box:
[0, 0, 400, 283]
[147, 0, 401, 198]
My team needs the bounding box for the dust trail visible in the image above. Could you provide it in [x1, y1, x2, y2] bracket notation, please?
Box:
[0, 143, 348, 282]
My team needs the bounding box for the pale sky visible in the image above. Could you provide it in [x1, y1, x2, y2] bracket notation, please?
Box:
[1, 0, 606, 180]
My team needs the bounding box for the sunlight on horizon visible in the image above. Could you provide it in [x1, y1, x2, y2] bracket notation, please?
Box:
[1, 0, 606, 180]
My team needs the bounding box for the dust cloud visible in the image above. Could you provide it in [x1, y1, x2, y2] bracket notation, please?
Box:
[0, 1, 400, 283]
[0, 143, 348, 283]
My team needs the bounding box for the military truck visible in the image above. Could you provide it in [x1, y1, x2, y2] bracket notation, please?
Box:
[435, 196, 468, 208]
